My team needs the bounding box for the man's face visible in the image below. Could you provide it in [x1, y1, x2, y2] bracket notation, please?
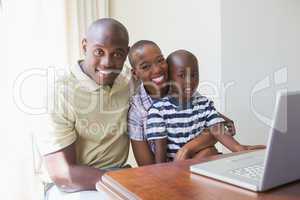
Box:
[169, 58, 199, 103]
[82, 36, 129, 86]
[132, 45, 168, 97]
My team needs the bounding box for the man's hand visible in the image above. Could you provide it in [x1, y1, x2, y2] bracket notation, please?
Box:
[175, 146, 193, 161]
[44, 143, 103, 192]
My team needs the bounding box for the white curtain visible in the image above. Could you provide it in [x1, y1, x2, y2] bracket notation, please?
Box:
[65, 0, 109, 66]
[0, 0, 108, 199]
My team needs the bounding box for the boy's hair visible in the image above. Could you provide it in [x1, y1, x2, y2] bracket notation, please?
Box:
[128, 40, 159, 68]
[166, 49, 198, 76]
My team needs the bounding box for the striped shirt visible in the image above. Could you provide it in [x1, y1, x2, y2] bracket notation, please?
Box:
[146, 92, 224, 159]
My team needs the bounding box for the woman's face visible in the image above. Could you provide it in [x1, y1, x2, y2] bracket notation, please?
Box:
[131, 44, 169, 98]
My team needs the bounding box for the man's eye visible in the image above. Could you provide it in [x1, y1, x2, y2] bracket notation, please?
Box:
[94, 49, 104, 56]
[113, 52, 123, 58]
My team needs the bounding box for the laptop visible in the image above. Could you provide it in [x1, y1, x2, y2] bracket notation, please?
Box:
[190, 91, 300, 191]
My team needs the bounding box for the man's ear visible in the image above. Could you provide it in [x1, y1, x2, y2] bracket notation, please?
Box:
[131, 68, 138, 80]
[82, 38, 88, 55]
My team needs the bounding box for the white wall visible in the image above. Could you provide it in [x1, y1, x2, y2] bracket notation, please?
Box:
[109, 0, 222, 163]
[110, 0, 300, 157]
[221, 0, 300, 145]
[110, 0, 222, 95]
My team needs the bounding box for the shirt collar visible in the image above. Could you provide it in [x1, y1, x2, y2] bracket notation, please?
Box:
[139, 83, 153, 111]
[169, 92, 200, 110]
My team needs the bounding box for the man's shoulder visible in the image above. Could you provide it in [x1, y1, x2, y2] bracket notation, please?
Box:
[51, 70, 78, 103]
[56, 72, 75, 86]
[112, 64, 138, 95]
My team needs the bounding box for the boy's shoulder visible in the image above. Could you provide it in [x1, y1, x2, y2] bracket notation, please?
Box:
[192, 92, 212, 105]
[151, 96, 174, 109]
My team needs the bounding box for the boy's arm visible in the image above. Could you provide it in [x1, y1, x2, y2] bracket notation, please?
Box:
[209, 122, 241, 152]
[175, 130, 217, 161]
[153, 138, 168, 163]
[209, 123, 265, 152]
[131, 140, 155, 166]
[146, 105, 168, 163]
[218, 112, 236, 136]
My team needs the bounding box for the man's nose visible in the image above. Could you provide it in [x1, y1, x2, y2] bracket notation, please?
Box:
[100, 55, 113, 68]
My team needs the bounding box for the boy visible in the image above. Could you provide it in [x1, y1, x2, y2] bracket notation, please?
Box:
[146, 49, 265, 163]
[128, 41, 234, 165]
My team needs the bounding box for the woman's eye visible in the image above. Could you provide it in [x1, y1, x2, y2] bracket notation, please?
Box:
[94, 49, 104, 56]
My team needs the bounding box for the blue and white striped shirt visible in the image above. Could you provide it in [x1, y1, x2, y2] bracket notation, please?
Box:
[146, 92, 224, 159]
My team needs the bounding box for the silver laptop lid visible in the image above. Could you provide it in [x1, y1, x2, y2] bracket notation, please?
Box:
[261, 91, 300, 190]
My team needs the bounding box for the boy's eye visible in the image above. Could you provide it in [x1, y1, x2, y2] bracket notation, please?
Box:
[178, 73, 185, 78]
[158, 57, 165, 63]
[94, 49, 104, 56]
[191, 73, 198, 78]
[141, 64, 151, 70]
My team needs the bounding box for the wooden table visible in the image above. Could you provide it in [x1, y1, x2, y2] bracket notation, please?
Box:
[96, 151, 300, 200]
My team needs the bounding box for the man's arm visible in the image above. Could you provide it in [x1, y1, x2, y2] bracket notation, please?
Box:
[44, 143, 104, 193]
[175, 130, 217, 161]
[131, 140, 155, 166]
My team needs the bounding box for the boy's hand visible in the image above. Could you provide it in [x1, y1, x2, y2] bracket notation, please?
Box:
[234, 144, 266, 152]
[224, 120, 236, 136]
[174, 147, 192, 161]
[218, 112, 236, 136]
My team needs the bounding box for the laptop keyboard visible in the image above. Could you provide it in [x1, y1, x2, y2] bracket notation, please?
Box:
[229, 163, 264, 180]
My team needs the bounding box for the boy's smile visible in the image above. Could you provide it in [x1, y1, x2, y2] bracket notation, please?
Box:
[167, 50, 199, 103]
[131, 43, 169, 97]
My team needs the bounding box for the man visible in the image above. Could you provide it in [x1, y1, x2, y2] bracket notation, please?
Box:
[38, 18, 133, 199]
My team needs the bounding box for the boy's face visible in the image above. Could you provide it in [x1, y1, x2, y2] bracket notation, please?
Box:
[82, 35, 129, 86]
[132, 44, 168, 96]
[169, 57, 199, 102]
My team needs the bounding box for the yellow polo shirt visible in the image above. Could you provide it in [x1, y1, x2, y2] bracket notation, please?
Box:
[38, 61, 134, 169]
